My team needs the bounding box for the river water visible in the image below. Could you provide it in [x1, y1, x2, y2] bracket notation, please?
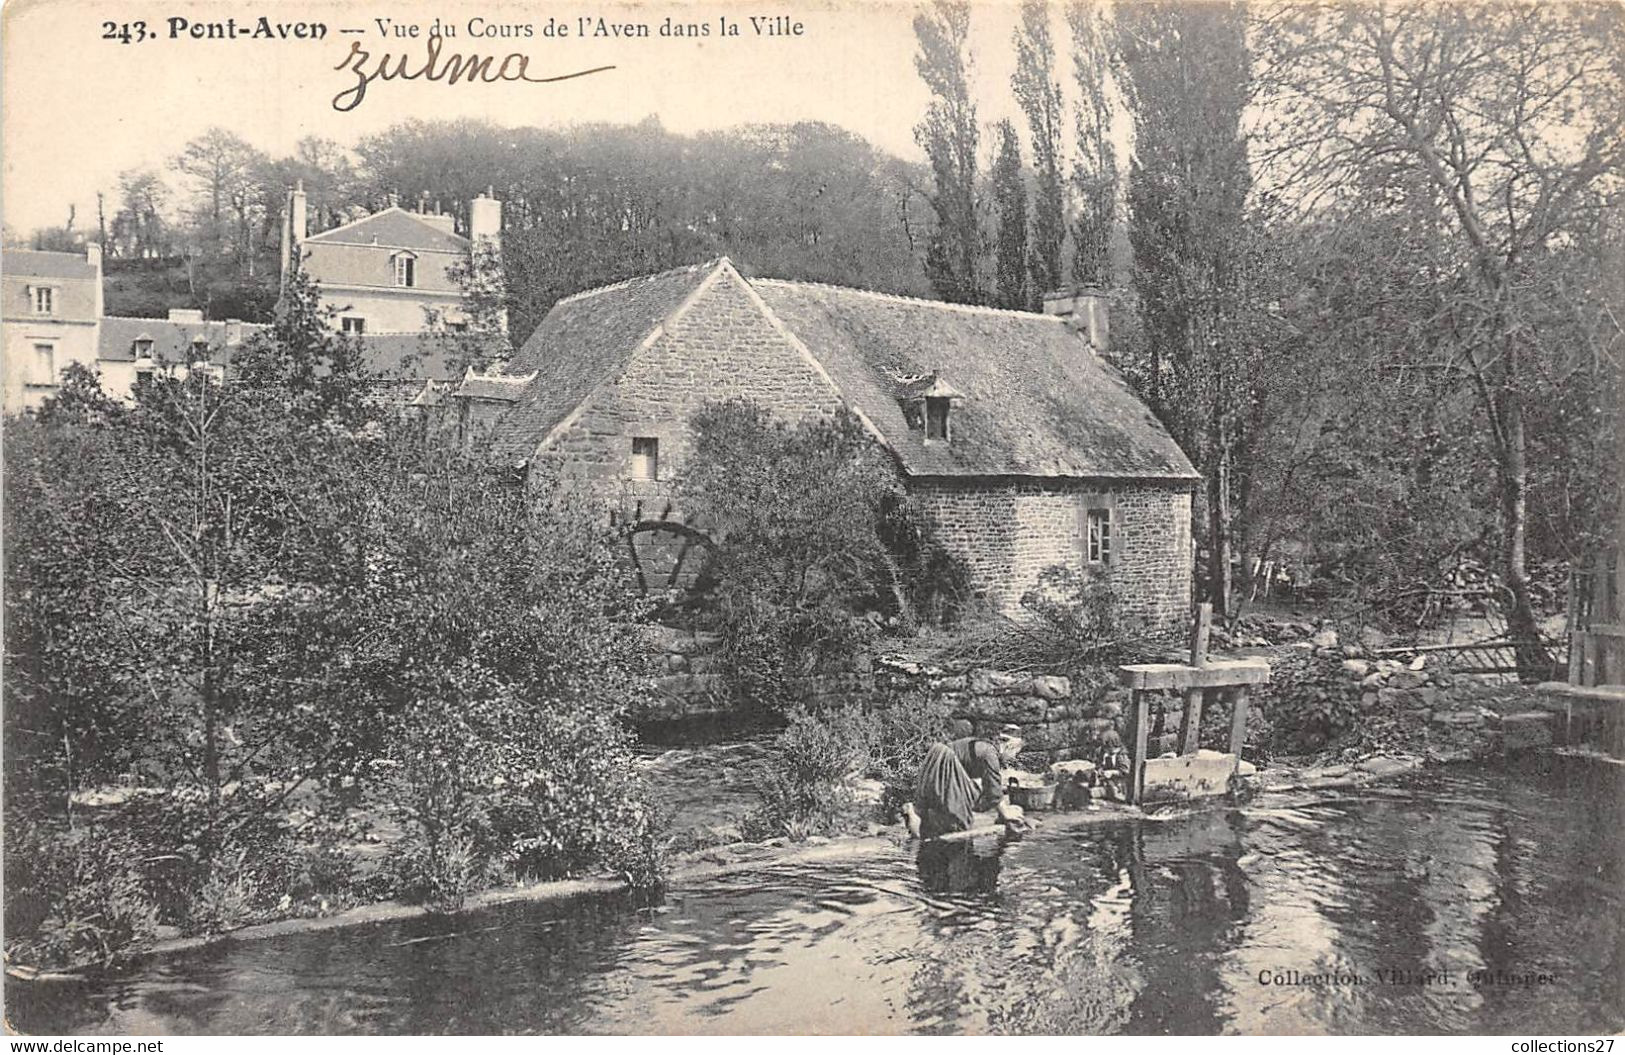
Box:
[8, 758, 1621, 1035]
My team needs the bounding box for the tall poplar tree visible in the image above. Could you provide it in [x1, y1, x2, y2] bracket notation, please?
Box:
[1068, 0, 1118, 289]
[1119, 0, 1254, 616]
[913, 0, 985, 304]
[992, 121, 1031, 310]
[1012, 0, 1065, 299]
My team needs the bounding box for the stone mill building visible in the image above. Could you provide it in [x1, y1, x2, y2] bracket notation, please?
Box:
[484, 258, 1198, 632]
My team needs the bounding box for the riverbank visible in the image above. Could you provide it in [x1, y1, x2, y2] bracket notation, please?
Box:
[5, 746, 1454, 981]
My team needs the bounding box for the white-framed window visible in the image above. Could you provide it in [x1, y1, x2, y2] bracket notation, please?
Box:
[630, 437, 659, 480]
[341, 316, 367, 334]
[393, 254, 417, 288]
[132, 337, 154, 358]
[1086, 508, 1112, 565]
[26, 343, 55, 387]
[30, 286, 55, 315]
[925, 397, 950, 441]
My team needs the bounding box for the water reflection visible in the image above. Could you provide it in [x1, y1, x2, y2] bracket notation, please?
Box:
[7, 759, 1621, 1035]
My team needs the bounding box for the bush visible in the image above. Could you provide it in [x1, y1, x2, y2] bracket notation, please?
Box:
[3, 818, 159, 970]
[382, 662, 664, 908]
[1252, 648, 1360, 756]
[862, 689, 956, 816]
[385, 829, 487, 914]
[1021, 567, 1166, 665]
[680, 400, 948, 712]
[740, 707, 872, 840]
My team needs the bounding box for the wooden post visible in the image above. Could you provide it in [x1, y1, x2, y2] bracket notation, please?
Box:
[1189, 602, 1212, 667]
[1228, 686, 1250, 760]
[1127, 688, 1150, 805]
[1178, 688, 1205, 754]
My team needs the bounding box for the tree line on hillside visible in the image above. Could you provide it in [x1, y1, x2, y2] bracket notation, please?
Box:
[911, 0, 1621, 642]
[21, 120, 933, 340]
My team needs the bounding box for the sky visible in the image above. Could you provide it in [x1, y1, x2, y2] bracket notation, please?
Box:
[1, 0, 1059, 238]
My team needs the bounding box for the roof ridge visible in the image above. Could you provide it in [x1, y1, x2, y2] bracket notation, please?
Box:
[553, 258, 725, 307]
[305, 206, 469, 246]
[751, 276, 1070, 322]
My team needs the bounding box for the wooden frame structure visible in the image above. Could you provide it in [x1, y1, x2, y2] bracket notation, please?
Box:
[1116, 605, 1271, 805]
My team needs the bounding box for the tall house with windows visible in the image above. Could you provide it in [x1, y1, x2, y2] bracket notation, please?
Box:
[278, 183, 503, 339]
[2, 246, 103, 413]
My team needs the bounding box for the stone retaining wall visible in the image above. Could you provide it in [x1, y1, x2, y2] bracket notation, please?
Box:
[873, 656, 1127, 764]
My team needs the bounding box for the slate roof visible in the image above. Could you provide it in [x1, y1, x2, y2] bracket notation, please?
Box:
[486, 259, 1198, 481]
[354, 333, 461, 381]
[98, 316, 266, 365]
[454, 368, 536, 402]
[486, 260, 718, 458]
[752, 280, 1198, 480]
[304, 208, 468, 254]
[4, 248, 99, 281]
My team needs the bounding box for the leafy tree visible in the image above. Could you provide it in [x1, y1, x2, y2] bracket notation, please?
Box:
[992, 121, 1032, 310]
[109, 169, 172, 260]
[1256, 3, 1625, 645]
[171, 128, 269, 271]
[913, 0, 986, 304]
[679, 401, 911, 711]
[1013, 0, 1067, 297]
[1118, 0, 1255, 616]
[1068, 0, 1118, 288]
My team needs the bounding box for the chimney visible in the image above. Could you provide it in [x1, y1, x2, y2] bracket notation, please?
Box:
[168, 308, 204, 323]
[469, 188, 502, 245]
[87, 243, 103, 318]
[1043, 288, 1110, 357]
[280, 182, 307, 286]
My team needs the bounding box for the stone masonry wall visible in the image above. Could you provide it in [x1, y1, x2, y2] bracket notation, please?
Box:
[874, 656, 1130, 764]
[909, 478, 1193, 635]
[536, 268, 844, 517]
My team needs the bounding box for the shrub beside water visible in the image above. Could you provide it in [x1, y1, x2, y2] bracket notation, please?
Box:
[4, 818, 159, 970]
[741, 692, 957, 840]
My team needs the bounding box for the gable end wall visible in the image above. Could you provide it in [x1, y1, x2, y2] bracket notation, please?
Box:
[536, 269, 846, 510]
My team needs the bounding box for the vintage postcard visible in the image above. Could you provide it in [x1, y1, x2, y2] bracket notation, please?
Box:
[2, 0, 1621, 1039]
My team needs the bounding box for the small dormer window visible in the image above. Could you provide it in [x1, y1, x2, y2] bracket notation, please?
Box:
[191, 336, 211, 363]
[132, 337, 154, 358]
[393, 253, 417, 287]
[925, 397, 951, 441]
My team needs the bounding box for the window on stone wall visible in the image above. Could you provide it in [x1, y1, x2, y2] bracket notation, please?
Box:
[1086, 508, 1112, 564]
[630, 436, 659, 480]
[30, 286, 55, 315]
[341, 316, 367, 334]
[393, 254, 417, 287]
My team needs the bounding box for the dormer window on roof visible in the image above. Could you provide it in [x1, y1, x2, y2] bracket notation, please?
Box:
[132, 337, 154, 358]
[190, 335, 211, 362]
[896, 371, 964, 444]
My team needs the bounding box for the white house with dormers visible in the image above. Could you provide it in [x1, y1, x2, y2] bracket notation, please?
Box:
[278, 184, 503, 338]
